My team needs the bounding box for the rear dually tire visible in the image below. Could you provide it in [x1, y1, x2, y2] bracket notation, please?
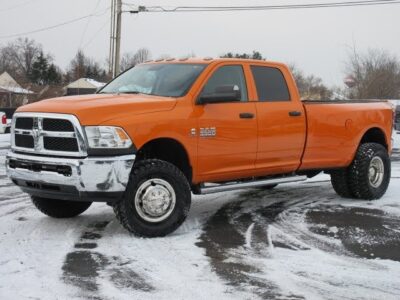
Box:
[348, 143, 391, 200]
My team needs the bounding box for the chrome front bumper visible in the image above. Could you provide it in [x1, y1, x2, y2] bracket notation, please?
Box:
[6, 151, 135, 201]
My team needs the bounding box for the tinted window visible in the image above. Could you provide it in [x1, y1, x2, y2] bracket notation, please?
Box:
[251, 66, 290, 101]
[201, 65, 248, 101]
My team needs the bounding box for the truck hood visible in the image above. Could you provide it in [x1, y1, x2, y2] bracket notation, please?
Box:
[17, 94, 177, 125]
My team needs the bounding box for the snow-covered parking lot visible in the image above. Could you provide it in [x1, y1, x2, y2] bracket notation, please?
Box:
[1, 134, 400, 299]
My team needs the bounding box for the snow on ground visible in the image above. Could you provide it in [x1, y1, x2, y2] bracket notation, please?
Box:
[0, 134, 10, 148]
[393, 131, 400, 150]
[1, 148, 400, 299]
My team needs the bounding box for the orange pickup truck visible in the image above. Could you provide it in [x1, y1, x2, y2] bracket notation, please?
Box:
[6, 58, 394, 237]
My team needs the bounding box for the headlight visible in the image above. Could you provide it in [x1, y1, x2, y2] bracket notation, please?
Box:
[85, 126, 132, 149]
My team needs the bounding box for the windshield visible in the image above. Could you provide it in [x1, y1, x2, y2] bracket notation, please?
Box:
[99, 63, 206, 97]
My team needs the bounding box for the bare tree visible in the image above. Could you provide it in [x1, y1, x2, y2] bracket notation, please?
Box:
[68, 50, 87, 79]
[345, 48, 400, 99]
[0, 46, 17, 77]
[1, 38, 43, 81]
[289, 64, 332, 100]
[120, 48, 151, 71]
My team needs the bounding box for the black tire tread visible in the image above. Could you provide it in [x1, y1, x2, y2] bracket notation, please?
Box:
[348, 143, 391, 200]
[31, 196, 92, 218]
[330, 169, 353, 198]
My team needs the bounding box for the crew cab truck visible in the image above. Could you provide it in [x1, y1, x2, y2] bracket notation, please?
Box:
[6, 58, 393, 237]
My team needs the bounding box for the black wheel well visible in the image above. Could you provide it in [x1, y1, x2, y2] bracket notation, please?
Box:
[360, 128, 387, 149]
[135, 138, 192, 182]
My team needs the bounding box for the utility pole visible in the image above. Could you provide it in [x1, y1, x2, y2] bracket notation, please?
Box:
[108, 0, 115, 75]
[114, 0, 122, 77]
[109, 0, 122, 78]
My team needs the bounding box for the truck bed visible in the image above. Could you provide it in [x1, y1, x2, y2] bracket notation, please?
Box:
[299, 100, 393, 170]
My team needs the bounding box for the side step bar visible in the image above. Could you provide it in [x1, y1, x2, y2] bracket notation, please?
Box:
[199, 175, 307, 195]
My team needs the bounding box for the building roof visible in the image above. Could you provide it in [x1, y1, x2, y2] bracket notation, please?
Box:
[0, 72, 34, 94]
[0, 72, 19, 87]
[65, 78, 106, 89]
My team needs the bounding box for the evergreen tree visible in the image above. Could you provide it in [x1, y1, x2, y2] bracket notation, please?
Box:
[28, 52, 62, 85]
[29, 51, 48, 85]
[47, 64, 61, 84]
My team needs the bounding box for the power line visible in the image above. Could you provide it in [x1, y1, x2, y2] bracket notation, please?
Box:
[127, 0, 400, 13]
[79, 0, 102, 49]
[82, 19, 110, 50]
[0, 7, 110, 39]
[145, 0, 400, 11]
[0, 0, 37, 13]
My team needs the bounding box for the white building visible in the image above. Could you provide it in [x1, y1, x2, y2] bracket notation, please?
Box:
[64, 78, 106, 96]
[0, 72, 34, 107]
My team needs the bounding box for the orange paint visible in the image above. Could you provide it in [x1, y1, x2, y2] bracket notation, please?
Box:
[17, 58, 393, 184]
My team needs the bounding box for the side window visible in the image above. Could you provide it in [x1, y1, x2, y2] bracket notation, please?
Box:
[251, 66, 290, 101]
[201, 65, 248, 101]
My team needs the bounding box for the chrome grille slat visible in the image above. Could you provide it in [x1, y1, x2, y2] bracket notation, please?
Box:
[14, 129, 34, 135]
[42, 131, 76, 138]
[11, 113, 87, 157]
[14, 129, 76, 138]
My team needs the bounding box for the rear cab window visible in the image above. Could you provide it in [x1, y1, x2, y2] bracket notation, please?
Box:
[250, 66, 290, 101]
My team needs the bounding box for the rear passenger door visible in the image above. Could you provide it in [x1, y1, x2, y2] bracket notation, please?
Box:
[250, 65, 306, 174]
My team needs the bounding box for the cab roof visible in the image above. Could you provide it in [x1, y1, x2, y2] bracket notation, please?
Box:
[141, 57, 287, 67]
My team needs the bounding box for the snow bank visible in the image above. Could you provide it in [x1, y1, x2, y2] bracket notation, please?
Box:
[393, 131, 400, 150]
[0, 133, 10, 148]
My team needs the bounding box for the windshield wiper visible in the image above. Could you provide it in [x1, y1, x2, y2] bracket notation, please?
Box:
[120, 91, 141, 94]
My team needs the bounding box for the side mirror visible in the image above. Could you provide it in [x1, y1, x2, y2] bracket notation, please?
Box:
[198, 85, 241, 104]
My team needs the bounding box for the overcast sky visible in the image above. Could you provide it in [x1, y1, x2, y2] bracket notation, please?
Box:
[0, 0, 399, 86]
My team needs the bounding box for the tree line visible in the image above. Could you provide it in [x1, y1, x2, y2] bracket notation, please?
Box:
[0, 38, 152, 86]
[1, 37, 399, 100]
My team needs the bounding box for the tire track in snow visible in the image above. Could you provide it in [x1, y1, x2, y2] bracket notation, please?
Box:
[62, 219, 154, 298]
[197, 191, 306, 299]
[197, 179, 400, 299]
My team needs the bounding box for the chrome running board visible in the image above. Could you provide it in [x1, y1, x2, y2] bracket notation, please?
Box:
[199, 175, 307, 195]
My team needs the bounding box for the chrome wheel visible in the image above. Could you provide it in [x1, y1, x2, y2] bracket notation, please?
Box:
[134, 178, 176, 223]
[368, 156, 384, 188]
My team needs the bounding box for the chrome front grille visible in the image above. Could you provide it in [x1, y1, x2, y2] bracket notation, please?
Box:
[11, 113, 87, 157]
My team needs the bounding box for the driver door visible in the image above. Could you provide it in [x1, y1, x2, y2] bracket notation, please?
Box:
[194, 64, 257, 183]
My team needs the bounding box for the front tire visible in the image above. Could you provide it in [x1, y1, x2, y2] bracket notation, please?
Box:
[113, 159, 191, 237]
[348, 143, 391, 200]
[31, 197, 92, 218]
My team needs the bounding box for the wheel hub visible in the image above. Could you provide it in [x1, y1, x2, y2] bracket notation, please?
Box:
[134, 178, 176, 223]
[368, 156, 384, 188]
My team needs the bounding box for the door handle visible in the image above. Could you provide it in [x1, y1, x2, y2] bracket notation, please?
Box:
[239, 113, 255, 119]
[289, 111, 302, 117]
